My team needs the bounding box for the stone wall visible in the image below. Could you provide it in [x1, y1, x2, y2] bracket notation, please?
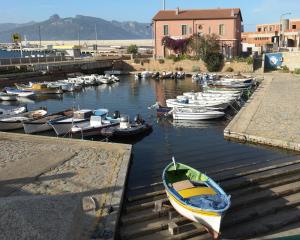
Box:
[122, 59, 253, 73]
[282, 52, 300, 71]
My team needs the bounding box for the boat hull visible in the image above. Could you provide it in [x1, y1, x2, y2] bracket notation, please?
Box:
[166, 190, 222, 233]
[101, 123, 152, 138]
[71, 123, 119, 137]
[49, 119, 89, 136]
[173, 112, 225, 120]
[0, 121, 23, 130]
[23, 122, 52, 134]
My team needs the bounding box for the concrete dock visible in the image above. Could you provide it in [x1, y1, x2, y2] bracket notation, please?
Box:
[225, 73, 300, 152]
[0, 132, 132, 240]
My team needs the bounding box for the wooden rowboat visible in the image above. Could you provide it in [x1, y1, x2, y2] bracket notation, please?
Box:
[162, 158, 231, 238]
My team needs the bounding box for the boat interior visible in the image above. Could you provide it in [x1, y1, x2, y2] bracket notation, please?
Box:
[166, 165, 227, 210]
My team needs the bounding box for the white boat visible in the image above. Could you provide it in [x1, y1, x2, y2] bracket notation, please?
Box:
[4, 87, 35, 98]
[163, 160, 230, 237]
[23, 109, 73, 134]
[104, 70, 122, 75]
[0, 109, 47, 131]
[172, 108, 225, 120]
[0, 106, 27, 118]
[49, 109, 108, 136]
[71, 112, 119, 137]
[0, 93, 18, 101]
[166, 99, 229, 110]
[97, 75, 114, 84]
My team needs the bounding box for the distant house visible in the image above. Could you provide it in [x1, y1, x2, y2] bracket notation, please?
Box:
[152, 8, 243, 59]
[242, 19, 300, 54]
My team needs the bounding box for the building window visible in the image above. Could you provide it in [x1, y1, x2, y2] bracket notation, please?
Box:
[258, 27, 261, 32]
[219, 24, 225, 36]
[263, 27, 267, 32]
[181, 25, 187, 35]
[163, 25, 169, 36]
[269, 26, 273, 31]
[292, 25, 296, 29]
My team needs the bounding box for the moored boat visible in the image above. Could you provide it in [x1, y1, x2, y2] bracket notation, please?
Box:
[4, 87, 36, 98]
[172, 108, 225, 120]
[23, 109, 74, 134]
[166, 99, 229, 110]
[0, 106, 27, 117]
[48, 109, 94, 136]
[71, 113, 119, 138]
[0, 92, 18, 101]
[162, 159, 231, 238]
[0, 109, 47, 131]
[15, 83, 63, 94]
[100, 115, 152, 138]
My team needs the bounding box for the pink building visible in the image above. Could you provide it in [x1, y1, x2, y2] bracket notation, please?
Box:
[152, 8, 243, 59]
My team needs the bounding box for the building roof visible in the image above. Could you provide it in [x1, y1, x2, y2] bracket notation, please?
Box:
[153, 8, 242, 21]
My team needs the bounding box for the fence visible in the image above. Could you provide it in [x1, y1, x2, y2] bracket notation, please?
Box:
[0, 56, 68, 66]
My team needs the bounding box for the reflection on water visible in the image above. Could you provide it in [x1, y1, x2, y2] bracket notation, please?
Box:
[0, 75, 295, 188]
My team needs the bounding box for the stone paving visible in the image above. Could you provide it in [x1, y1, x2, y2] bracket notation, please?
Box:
[0, 132, 132, 240]
[225, 73, 300, 151]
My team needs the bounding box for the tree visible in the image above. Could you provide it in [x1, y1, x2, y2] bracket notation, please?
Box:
[127, 44, 138, 55]
[189, 34, 224, 72]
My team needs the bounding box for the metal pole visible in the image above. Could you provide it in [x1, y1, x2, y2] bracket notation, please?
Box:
[78, 28, 81, 47]
[163, 0, 165, 10]
[39, 25, 42, 49]
[95, 23, 98, 55]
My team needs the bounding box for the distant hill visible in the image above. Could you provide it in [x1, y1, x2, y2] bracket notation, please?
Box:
[0, 14, 152, 42]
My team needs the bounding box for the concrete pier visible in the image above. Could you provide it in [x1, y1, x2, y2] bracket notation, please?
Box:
[0, 132, 132, 240]
[224, 73, 300, 152]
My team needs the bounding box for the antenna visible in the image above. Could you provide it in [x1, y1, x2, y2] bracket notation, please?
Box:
[163, 0, 166, 10]
[172, 156, 177, 170]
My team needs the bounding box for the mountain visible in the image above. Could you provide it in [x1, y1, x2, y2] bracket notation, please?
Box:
[0, 15, 152, 42]
[0, 22, 36, 33]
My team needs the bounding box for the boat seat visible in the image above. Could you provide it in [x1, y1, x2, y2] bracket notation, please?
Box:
[178, 187, 216, 199]
[172, 180, 195, 192]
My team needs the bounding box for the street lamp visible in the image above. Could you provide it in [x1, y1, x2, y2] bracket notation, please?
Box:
[279, 12, 291, 48]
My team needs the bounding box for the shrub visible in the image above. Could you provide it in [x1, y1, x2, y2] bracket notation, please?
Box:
[158, 59, 165, 64]
[204, 53, 224, 72]
[294, 68, 300, 74]
[133, 59, 141, 64]
[192, 65, 200, 72]
[281, 65, 290, 73]
[127, 44, 138, 55]
[225, 67, 234, 72]
[246, 56, 254, 65]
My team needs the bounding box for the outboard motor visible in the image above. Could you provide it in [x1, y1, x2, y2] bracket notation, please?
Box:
[134, 114, 144, 124]
[113, 110, 120, 119]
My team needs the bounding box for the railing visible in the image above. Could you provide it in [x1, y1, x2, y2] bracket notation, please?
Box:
[0, 55, 122, 66]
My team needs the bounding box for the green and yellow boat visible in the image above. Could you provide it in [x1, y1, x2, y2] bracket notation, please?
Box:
[162, 158, 231, 238]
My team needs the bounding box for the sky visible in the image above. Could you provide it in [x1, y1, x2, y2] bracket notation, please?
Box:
[0, 0, 299, 31]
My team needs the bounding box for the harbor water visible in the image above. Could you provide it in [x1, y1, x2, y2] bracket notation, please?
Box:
[0, 75, 297, 190]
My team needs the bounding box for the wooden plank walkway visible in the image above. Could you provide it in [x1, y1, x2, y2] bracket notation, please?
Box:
[118, 153, 300, 239]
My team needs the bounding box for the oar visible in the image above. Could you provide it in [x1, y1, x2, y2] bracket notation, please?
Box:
[172, 156, 177, 170]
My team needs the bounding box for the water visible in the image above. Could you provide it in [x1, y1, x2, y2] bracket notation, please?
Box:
[1, 75, 297, 189]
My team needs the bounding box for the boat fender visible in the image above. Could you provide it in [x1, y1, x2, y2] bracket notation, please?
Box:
[113, 111, 120, 119]
[134, 114, 144, 124]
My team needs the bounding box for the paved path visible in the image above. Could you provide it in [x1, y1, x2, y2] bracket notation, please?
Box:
[0, 132, 132, 240]
[225, 73, 300, 151]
